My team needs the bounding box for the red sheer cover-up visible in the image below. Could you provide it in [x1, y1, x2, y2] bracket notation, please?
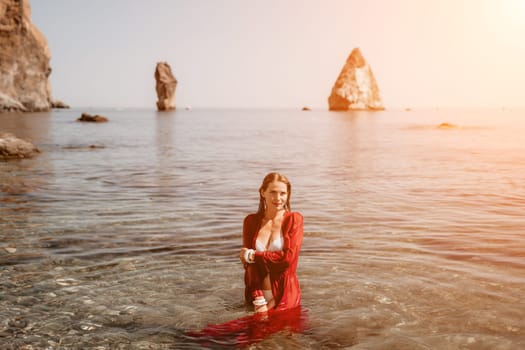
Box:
[186, 306, 307, 348]
[186, 212, 306, 347]
[243, 211, 304, 310]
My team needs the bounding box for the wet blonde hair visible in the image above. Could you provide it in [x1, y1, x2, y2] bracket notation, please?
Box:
[257, 172, 292, 215]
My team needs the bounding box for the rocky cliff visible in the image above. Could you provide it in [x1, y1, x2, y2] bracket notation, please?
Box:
[154, 62, 177, 111]
[328, 48, 384, 111]
[0, 0, 56, 112]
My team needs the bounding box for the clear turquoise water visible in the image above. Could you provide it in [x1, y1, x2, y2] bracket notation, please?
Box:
[1, 108, 524, 349]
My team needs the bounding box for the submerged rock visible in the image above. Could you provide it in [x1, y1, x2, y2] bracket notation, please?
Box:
[0, 133, 40, 159]
[328, 48, 384, 111]
[62, 144, 105, 150]
[77, 113, 108, 123]
[437, 122, 458, 129]
[154, 62, 177, 111]
[0, 0, 65, 112]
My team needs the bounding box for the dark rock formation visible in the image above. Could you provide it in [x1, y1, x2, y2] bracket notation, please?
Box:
[0, 0, 62, 112]
[328, 48, 384, 111]
[51, 99, 70, 109]
[77, 113, 108, 123]
[154, 62, 177, 111]
[0, 132, 40, 159]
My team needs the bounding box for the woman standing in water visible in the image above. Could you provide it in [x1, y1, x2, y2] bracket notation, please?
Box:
[187, 173, 305, 346]
[239, 172, 304, 312]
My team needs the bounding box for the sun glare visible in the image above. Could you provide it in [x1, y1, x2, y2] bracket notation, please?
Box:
[501, 0, 525, 27]
[481, 0, 525, 51]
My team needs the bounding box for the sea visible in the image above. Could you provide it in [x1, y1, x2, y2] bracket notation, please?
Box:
[1, 107, 524, 349]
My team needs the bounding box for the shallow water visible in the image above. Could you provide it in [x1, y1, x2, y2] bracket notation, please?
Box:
[1, 108, 524, 349]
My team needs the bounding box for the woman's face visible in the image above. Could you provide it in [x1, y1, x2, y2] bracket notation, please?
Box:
[261, 180, 288, 212]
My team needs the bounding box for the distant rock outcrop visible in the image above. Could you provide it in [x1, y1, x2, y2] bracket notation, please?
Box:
[0, 0, 61, 112]
[0, 133, 40, 159]
[328, 48, 384, 111]
[154, 62, 177, 111]
[77, 113, 108, 123]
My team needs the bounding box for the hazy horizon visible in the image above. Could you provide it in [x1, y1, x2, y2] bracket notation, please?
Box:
[31, 0, 525, 110]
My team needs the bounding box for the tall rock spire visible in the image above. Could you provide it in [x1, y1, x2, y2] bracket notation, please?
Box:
[154, 62, 177, 111]
[328, 48, 384, 111]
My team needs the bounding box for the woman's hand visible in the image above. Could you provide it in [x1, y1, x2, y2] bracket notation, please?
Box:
[239, 247, 249, 264]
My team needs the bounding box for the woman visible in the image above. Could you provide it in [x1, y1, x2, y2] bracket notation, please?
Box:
[186, 173, 305, 345]
[239, 172, 304, 312]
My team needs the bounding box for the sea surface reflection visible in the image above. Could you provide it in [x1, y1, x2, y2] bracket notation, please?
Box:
[1, 108, 524, 349]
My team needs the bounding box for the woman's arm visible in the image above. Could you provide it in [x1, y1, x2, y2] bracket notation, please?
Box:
[242, 215, 255, 248]
[240, 214, 257, 266]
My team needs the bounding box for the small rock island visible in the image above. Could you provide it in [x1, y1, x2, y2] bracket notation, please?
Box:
[328, 48, 384, 111]
[77, 113, 108, 123]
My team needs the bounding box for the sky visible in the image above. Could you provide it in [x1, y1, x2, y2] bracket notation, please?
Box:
[30, 0, 525, 109]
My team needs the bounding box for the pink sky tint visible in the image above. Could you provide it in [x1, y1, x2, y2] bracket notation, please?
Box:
[30, 0, 525, 109]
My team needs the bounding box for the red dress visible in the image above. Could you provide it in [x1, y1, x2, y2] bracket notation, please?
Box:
[243, 211, 304, 311]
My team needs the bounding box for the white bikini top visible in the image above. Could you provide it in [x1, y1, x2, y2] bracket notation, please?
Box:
[255, 235, 283, 252]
